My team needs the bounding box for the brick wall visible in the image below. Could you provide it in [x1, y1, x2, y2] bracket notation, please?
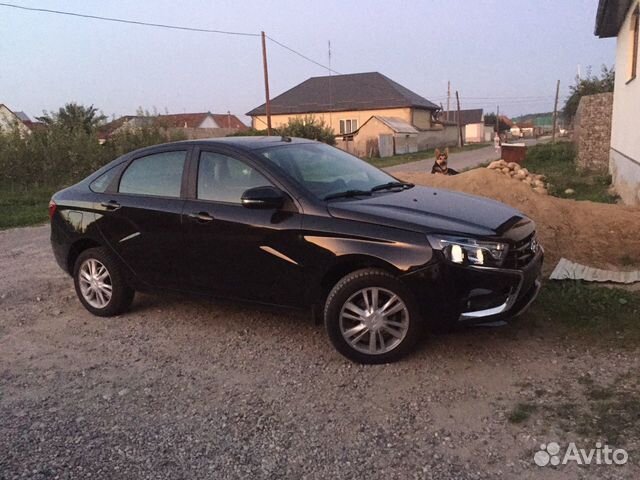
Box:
[573, 92, 613, 172]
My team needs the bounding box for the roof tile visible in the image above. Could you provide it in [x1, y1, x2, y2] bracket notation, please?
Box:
[247, 72, 439, 116]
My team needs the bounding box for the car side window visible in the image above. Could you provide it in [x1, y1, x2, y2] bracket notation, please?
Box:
[197, 151, 272, 203]
[119, 151, 186, 197]
[90, 164, 122, 193]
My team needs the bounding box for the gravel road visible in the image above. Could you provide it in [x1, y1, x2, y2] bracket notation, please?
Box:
[385, 138, 544, 175]
[1, 225, 637, 479]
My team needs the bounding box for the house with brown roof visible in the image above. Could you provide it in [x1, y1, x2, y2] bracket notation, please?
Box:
[156, 112, 247, 130]
[247, 72, 457, 156]
[98, 111, 248, 143]
[0, 104, 33, 136]
[439, 108, 492, 143]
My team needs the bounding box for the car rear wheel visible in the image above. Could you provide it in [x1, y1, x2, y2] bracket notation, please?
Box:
[73, 247, 134, 317]
[324, 268, 422, 364]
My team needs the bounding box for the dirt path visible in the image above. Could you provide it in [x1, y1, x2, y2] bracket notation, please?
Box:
[0, 225, 637, 479]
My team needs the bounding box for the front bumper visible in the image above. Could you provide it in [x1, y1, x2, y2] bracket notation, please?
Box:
[458, 250, 543, 323]
[403, 248, 544, 326]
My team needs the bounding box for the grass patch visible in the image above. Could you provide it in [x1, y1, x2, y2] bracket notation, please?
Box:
[528, 282, 640, 344]
[367, 142, 490, 169]
[508, 402, 538, 423]
[0, 185, 56, 230]
[509, 373, 640, 445]
[550, 376, 639, 444]
[524, 142, 618, 203]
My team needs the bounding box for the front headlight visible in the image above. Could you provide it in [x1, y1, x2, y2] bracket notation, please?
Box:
[427, 234, 509, 267]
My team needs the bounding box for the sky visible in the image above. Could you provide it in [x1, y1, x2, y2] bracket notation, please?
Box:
[0, 0, 616, 124]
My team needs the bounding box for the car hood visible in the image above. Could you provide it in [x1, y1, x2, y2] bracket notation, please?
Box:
[327, 186, 529, 238]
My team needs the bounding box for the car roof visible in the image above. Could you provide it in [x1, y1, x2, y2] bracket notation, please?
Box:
[157, 136, 317, 152]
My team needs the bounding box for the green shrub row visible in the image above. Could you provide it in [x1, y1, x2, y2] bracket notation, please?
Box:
[0, 124, 185, 191]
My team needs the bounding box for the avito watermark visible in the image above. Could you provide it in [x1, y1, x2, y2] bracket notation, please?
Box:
[534, 442, 628, 467]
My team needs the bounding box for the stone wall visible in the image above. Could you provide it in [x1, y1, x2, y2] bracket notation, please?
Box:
[573, 92, 613, 172]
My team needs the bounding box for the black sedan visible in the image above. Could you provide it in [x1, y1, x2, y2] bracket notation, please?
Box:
[50, 137, 543, 363]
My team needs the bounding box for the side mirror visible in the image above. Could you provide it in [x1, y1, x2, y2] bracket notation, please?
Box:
[241, 186, 285, 209]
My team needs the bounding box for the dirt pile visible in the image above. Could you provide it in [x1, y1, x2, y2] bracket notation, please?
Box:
[487, 159, 548, 194]
[396, 168, 640, 274]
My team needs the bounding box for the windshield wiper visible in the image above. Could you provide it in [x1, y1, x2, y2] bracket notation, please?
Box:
[324, 189, 372, 201]
[370, 181, 414, 192]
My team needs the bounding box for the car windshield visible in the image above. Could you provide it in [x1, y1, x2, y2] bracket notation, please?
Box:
[258, 142, 402, 200]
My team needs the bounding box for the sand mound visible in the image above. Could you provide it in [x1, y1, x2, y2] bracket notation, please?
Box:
[396, 168, 640, 274]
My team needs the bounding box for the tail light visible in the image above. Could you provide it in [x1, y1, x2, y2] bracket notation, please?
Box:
[48, 200, 57, 220]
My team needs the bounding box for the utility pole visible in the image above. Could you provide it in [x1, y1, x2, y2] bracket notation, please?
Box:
[328, 40, 333, 130]
[261, 31, 272, 136]
[456, 90, 463, 148]
[446, 81, 451, 122]
[496, 105, 500, 134]
[552, 79, 560, 143]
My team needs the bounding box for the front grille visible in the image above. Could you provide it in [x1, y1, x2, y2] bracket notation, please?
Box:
[505, 233, 537, 269]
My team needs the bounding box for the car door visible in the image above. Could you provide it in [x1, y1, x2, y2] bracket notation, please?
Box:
[182, 147, 305, 306]
[95, 147, 189, 290]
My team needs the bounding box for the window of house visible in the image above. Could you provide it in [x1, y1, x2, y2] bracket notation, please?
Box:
[339, 119, 358, 134]
[119, 151, 186, 197]
[197, 151, 272, 203]
[630, 6, 639, 82]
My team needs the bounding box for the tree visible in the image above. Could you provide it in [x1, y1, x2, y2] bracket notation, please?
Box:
[37, 103, 107, 134]
[563, 65, 615, 120]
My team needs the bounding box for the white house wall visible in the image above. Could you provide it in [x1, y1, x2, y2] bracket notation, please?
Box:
[610, 1, 640, 204]
[0, 105, 30, 136]
[198, 116, 220, 128]
[464, 123, 485, 143]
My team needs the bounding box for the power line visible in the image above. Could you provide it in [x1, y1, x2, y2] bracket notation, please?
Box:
[0, 2, 259, 37]
[460, 95, 556, 100]
[0, 2, 341, 75]
[267, 35, 341, 74]
[428, 95, 555, 101]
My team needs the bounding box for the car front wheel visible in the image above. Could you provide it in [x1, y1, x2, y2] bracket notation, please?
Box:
[73, 247, 134, 317]
[324, 268, 422, 364]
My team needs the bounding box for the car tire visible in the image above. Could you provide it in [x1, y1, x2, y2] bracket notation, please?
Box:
[324, 268, 422, 364]
[73, 247, 134, 317]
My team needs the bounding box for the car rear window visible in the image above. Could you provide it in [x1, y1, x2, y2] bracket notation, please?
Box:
[119, 151, 186, 198]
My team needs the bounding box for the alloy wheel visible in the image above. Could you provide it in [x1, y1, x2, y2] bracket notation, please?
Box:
[339, 287, 409, 355]
[78, 258, 113, 309]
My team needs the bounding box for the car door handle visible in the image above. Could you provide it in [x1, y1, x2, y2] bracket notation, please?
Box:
[100, 200, 121, 211]
[188, 211, 214, 222]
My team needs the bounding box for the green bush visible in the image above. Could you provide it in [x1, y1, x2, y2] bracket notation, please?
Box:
[525, 142, 575, 165]
[227, 128, 269, 137]
[524, 142, 617, 203]
[0, 119, 185, 191]
[228, 115, 336, 145]
[280, 116, 336, 145]
[0, 115, 187, 229]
